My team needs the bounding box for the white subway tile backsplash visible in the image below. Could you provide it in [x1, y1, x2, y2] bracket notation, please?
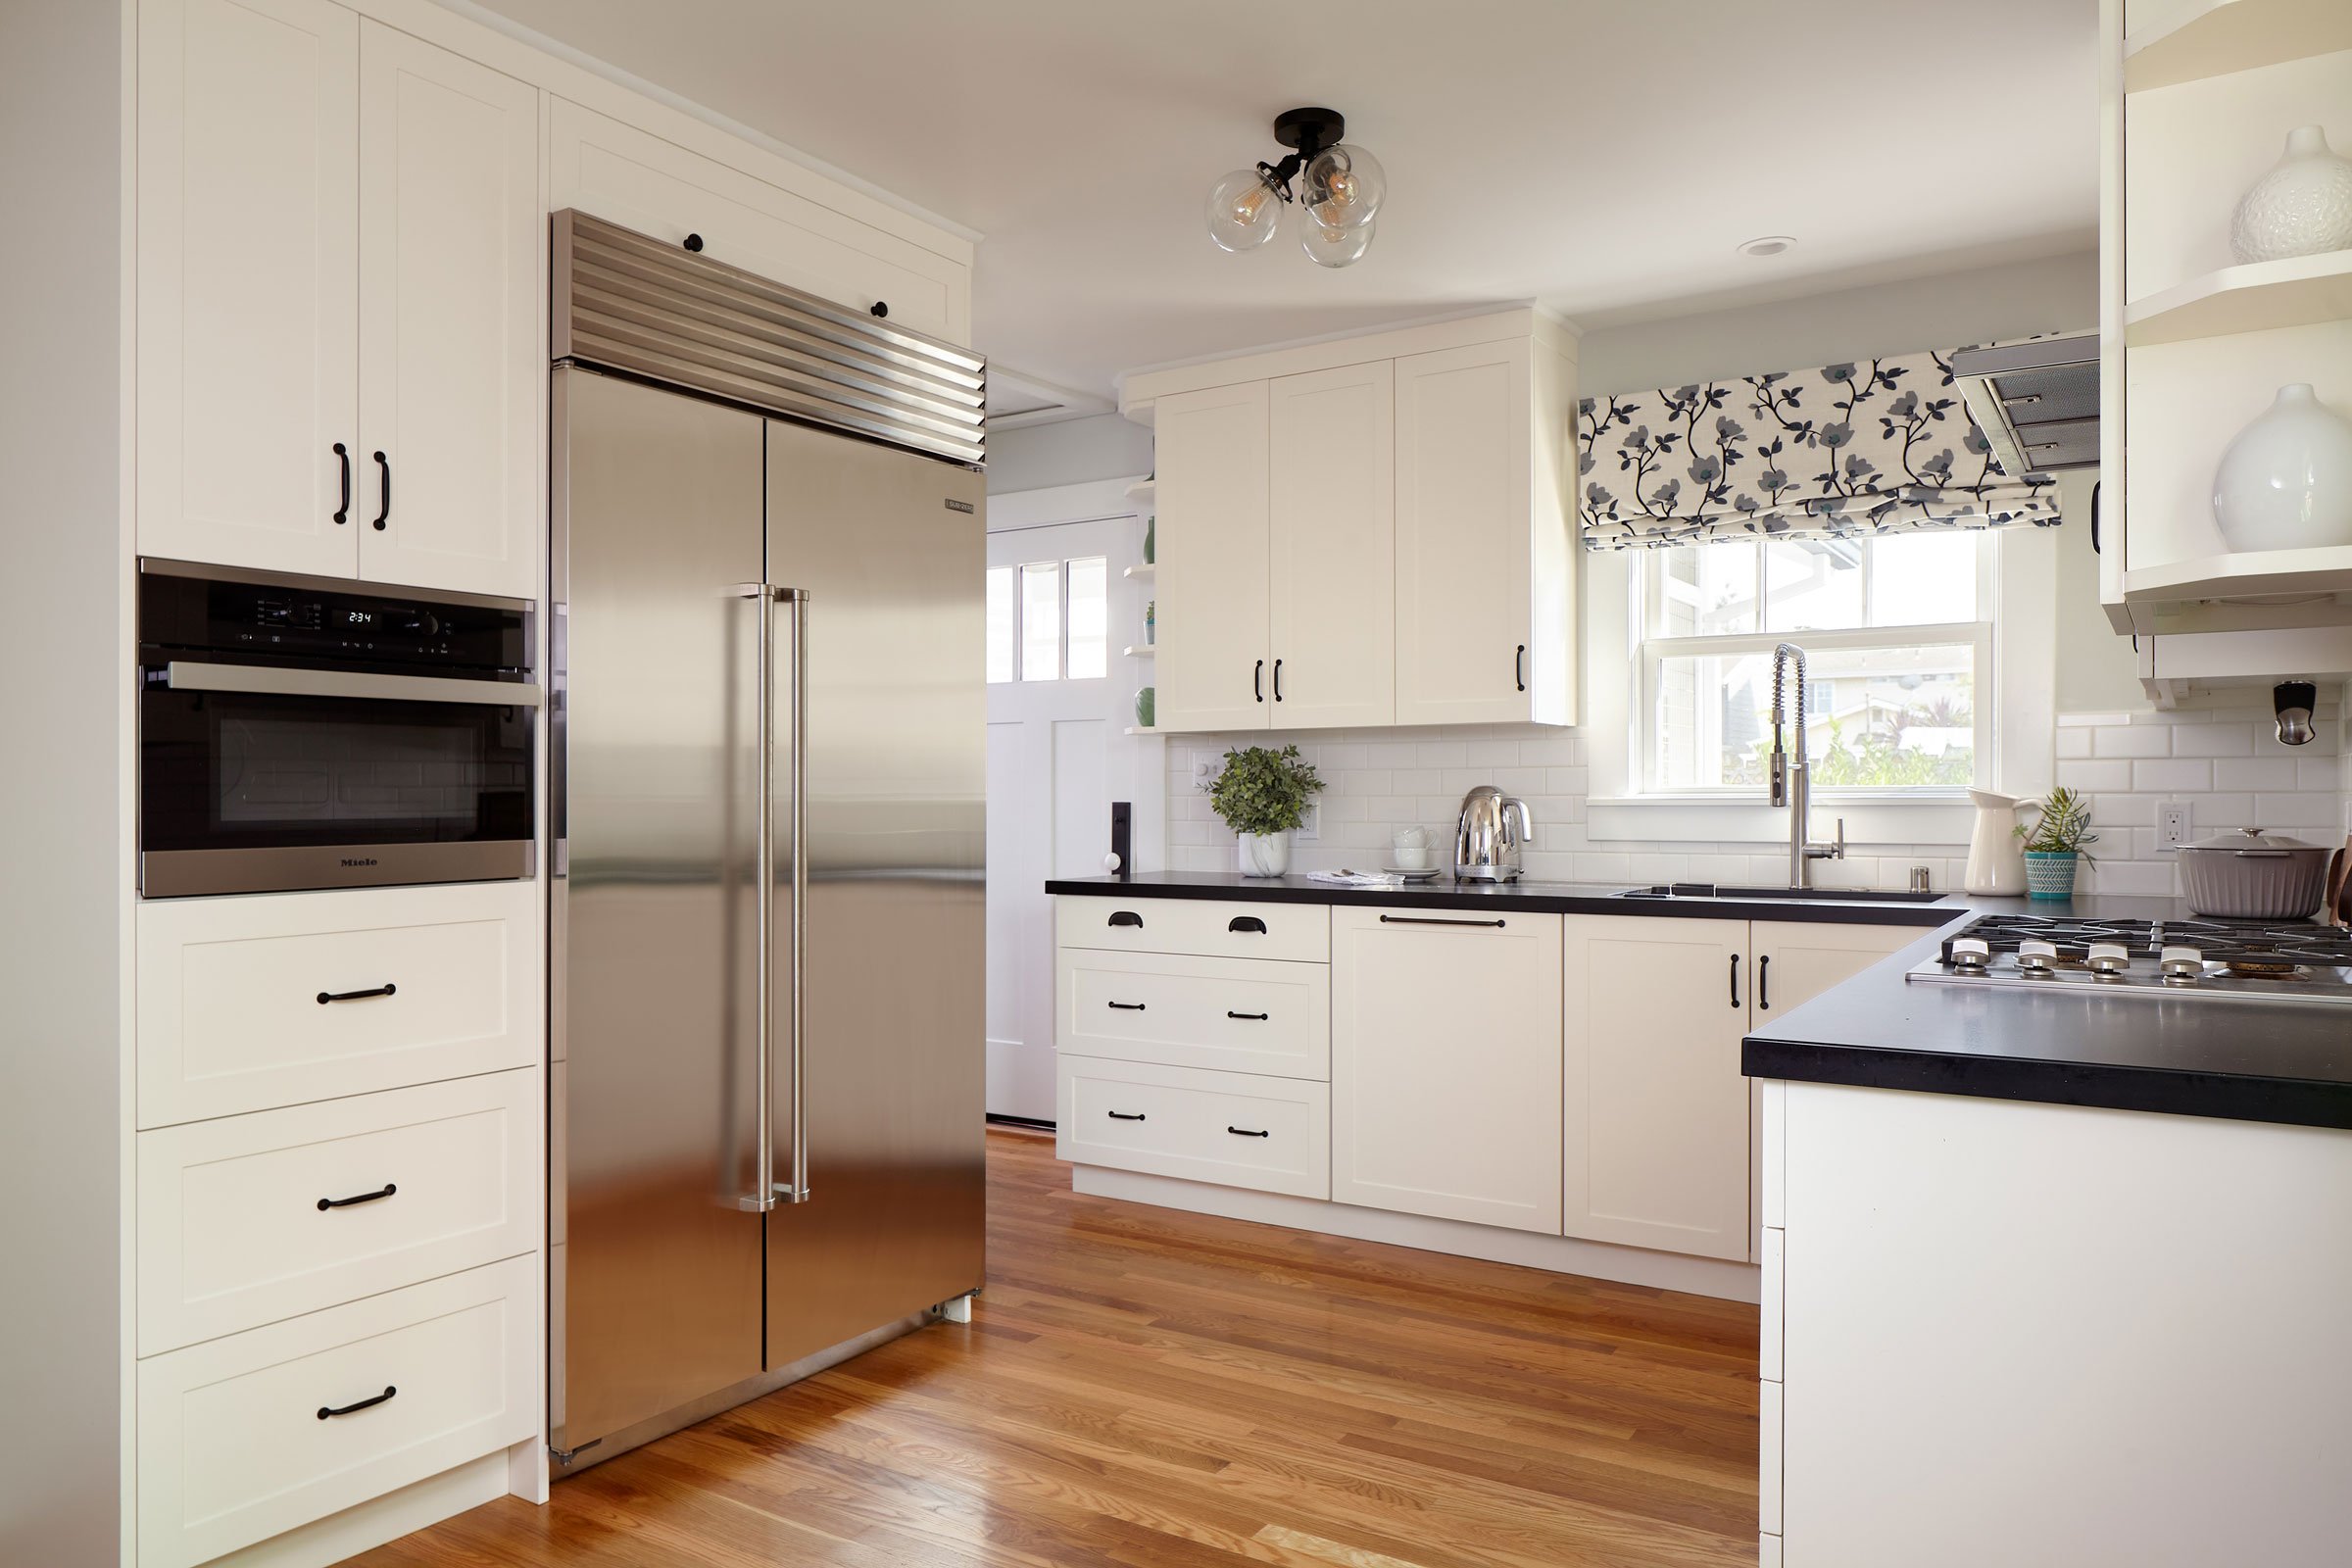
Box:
[2131, 759, 2212, 793]
[2166, 723, 2255, 758]
[2057, 760, 2133, 792]
[2055, 729, 2091, 760]
[2093, 725, 2170, 759]
[2215, 758, 2299, 792]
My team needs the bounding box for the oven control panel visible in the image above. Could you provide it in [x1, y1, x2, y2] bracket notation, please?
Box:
[140, 567, 529, 674]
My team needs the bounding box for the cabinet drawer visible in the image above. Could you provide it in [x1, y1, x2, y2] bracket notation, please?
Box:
[1056, 1056, 1329, 1199]
[1058, 950, 1329, 1080]
[1057, 895, 1329, 963]
[138, 881, 542, 1127]
[137, 1069, 542, 1355]
[136, 1255, 538, 1568]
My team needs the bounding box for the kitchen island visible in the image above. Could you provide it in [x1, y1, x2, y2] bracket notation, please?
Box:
[1744, 897, 2352, 1568]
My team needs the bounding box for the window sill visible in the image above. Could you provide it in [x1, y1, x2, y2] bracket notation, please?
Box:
[1586, 795, 1976, 847]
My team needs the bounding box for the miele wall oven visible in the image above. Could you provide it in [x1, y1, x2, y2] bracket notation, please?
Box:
[137, 559, 539, 898]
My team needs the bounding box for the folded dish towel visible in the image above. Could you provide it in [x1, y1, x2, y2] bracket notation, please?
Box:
[1305, 870, 1400, 887]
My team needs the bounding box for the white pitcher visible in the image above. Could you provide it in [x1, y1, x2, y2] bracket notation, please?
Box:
[1964, 789, 2027, 896]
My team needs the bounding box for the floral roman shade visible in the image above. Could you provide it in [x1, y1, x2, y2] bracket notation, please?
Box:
[1577, 348, 2062, 551]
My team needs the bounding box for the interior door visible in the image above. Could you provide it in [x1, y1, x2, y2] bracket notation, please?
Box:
[763, 419, 987, 1371]
[356, 22, 539, 598]
[985, 515, 1140, 1120]
[1154, 381, 1272, 732]
[1269, 362, 1395, 727]
[136, 0, 360, 578]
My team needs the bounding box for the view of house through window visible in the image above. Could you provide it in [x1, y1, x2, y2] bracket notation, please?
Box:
[1638, 532, 1992, 793]
[986, 556, 1109, 684]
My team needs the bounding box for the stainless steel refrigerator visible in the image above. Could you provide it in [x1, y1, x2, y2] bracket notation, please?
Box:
[546, 212, 986, 1470]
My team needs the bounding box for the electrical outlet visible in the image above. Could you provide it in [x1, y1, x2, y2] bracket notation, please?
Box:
[2159, 802, 2189, 851]
[1296, 803, 1321, 842]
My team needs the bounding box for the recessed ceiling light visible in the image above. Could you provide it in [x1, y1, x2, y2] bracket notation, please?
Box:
[1738, 235, 1796, 258]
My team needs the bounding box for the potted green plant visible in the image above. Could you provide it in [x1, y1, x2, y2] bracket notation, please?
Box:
[2016, 785, 2097, 901]
[1207, 744, 1324, 877]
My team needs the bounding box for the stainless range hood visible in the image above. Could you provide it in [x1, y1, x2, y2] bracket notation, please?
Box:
[1950, 333, 2098, 476]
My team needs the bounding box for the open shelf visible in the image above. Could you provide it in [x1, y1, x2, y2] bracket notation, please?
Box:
[2125, 0, 2352, 92]
[2125, 544, 2352, 607]
[2128, 251, 2352, 345]
[1123, 645, 1154, 658]
[1123, 563, 1155, 580]
[1124, 478, 1155, 503]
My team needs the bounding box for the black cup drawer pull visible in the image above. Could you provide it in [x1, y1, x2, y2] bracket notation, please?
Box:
[1227, 1010, 1269, 1021]
[318, 1386, 397, 1420]
[1227, 1126, 1270, 1139]
[1227, 916, 1267, 934]
[1107, 910, 1144, 928]
[1106, 1001, 1147, 1011]
[318, 1183, 397, 1211]
[318, 983, 397, 1005]
[1106, 1109, 1147, 1121]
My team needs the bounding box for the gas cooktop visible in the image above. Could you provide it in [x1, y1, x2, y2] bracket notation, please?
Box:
[1906, 912, 2352, 1007]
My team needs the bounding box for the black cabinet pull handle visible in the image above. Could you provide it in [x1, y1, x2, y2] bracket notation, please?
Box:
[1730, 953, 1741, 1009]
[1254, 660, 1265, 702]
[370, 451, 391, 530]
[1379, 914, 1505, 929]
[1106, 1109, 1146, 1121]
[1227, 1126, 1269, 1138]
[1758, 954, 1771, 1010]
[318, 984, 397, 1004]
[1273, 659, 1284, 702]
[1226, 1010, 1268, 1021]
[1107, 910, 1144, 928]
[332, 442, 351, 524]
[318, 1183, 396, 1211]
[318, 1386, 397, 1420]
[1228, 916, 1266, 934]
[1106, 1001, 1146, 1011]
[683, 232, 705, 252]
[1515, 644, 1527, 693]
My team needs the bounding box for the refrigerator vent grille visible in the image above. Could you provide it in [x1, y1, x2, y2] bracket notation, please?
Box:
[553, 210, 986, 466]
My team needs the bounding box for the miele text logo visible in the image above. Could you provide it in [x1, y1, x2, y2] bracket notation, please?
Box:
[340, 857, 379, 868]
[944, 499, 976, 514]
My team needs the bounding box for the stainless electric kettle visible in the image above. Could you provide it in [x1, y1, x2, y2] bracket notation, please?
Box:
[1454, 785, 1533, 882]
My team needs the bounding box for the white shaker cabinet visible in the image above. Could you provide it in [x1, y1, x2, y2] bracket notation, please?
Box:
[1154, 381, 1274, 732]
[136, 0, 361, 580]
[1331, 906, 1563, 1234]
[1268, 362, 1395, 727]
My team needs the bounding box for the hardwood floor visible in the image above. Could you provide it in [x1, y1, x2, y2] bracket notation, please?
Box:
[353, 1128, 1759, 1567]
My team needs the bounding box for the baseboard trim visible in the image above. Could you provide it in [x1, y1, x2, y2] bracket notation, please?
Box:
[1071, 1164, 1761, 1303]
[986, 1112, 1055, 1132]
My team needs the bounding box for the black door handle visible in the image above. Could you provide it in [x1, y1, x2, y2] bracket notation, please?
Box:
[1273, 659, 1284, 702]
[1228, 916, 1266, 934]
[1226, 1010, 1269, 1021]
[318, 1386, 397, 1420]
[1379, 914, 1505, 929]
[318, 984, 397, 1004]
[1106, 1109, 1146, 1121]
[332, 442, 351, 524]
[370, 451, 391, 530]
[318, 1183, 397, 1211]
[1254, 660, 1264, 702]
[2089, 480, 2101, 555]
[1106, 1001, 1146, 1011]
[1227, 1126, 1269, 1138]
[1730, 953, 1741, 1009]
[1515, 644, 1527, 693]
[1758, 954, 1772, 1010]
[1107, 910, 1144, 928]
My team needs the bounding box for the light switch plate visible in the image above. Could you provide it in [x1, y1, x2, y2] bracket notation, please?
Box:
[2159, 802, 2189, 851]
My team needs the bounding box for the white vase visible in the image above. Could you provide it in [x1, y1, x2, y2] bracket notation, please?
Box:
[2212, 384, 2352, 553]
[1963, 789, 2027, 896]
[1237, 830, 1292, 878]
[2230, 125, 2352, 265]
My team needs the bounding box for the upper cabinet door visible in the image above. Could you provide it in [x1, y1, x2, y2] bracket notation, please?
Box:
[1269, 363, 1395, 728]
[1154, 381, 1272, 733]
[356, 24, 540, 600]
[1394, 340, 1539, 726]
[137, 0, 360, 578]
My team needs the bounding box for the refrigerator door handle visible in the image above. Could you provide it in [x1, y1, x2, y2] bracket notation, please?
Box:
[774, 586, 811, 1205]
[734, 582, 781, 1214]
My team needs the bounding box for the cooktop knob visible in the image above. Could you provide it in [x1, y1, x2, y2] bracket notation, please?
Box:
[2160, 945, 2205, 980]
[2086, 941, 2131, 975]
[2018, 939, 2059, 974]
[1948, 937, 1991, 971]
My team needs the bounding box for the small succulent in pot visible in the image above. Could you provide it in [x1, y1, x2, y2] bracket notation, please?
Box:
[1207, 744, 1324, 877]
[2015, 785, 2097, 900]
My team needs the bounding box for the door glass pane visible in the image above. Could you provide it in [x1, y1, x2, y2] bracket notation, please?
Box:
[1764, 538, 1864, 631]
[1868, 533, 1979, 625]
[1652, 644, 1977, 790]
[985, 566, 1014, 685]
[1019, 562, 1060, 681]
[1065, 557, 1107, 679]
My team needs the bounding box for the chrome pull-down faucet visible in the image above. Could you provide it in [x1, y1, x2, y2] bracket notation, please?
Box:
[1768, 641, 1846, 889]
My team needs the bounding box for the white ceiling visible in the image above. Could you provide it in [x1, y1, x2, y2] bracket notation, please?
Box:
[466, 0, 2099, 402]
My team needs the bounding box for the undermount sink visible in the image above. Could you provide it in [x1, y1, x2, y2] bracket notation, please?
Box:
[1616, 883, 1951, 906]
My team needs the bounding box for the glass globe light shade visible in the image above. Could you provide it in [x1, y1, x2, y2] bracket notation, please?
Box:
[1205, 168, 1283, 251]
[1302, 142, 1385, 231]
[1300, 214, 1374, 269]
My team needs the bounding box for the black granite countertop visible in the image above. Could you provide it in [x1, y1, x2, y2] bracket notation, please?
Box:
[1046, 872, 2352, 1131]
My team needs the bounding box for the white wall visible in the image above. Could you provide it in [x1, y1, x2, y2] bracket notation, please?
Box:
[985, 412, 1154, 495]
[0, 2, 122, 1561]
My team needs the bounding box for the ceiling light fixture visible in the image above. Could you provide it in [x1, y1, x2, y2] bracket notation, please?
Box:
[1737, 235, 1797, 258]
[1206, 108, 1386, 269]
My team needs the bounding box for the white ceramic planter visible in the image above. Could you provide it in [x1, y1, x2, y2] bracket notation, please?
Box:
[1237, 831, 1293, 878]
[2231, 125, 2352, 265]
[2213, 384, 2352, 552]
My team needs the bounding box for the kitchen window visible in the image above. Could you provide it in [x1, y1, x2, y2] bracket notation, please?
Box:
[1635, 532, 1995, 795]
[986, 556, 1108, 684]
